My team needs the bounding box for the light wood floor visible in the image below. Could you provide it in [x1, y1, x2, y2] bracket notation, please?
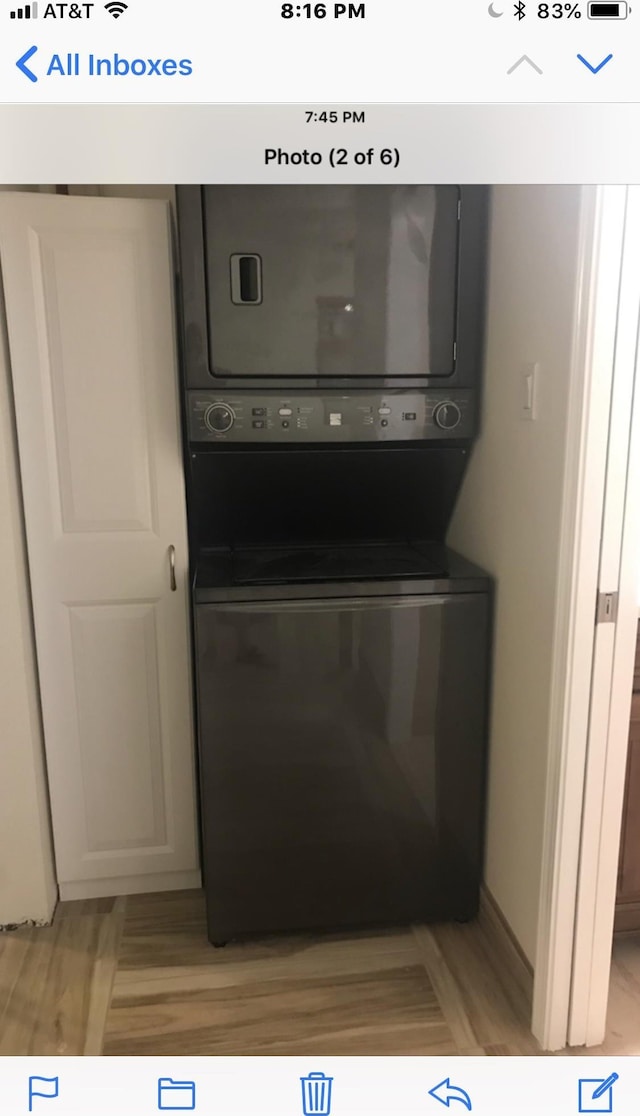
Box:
[0, 890, 637, 1056]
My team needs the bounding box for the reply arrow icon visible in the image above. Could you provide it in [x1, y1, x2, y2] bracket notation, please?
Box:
[429, 1078, 473, 1111]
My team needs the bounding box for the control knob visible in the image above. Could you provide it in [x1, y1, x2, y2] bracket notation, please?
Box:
[204, 403, 235, 434]
[433, 401, 462, 432]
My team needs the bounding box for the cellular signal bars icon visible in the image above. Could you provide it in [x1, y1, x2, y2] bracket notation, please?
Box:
[10, 1, 38, 15]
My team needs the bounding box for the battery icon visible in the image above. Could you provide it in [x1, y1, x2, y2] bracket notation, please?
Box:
[587, 2, 628, 15]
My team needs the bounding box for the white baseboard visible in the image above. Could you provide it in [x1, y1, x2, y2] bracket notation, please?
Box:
[59, 870, 202, 901]
[479, 884, 534, 1024]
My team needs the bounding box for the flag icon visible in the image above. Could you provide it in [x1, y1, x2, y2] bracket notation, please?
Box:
[28, 1076, 59, 1111]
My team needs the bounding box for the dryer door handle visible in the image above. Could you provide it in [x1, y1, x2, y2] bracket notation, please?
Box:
[168, 545, 177, 592]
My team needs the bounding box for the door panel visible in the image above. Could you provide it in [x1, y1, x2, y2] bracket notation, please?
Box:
[68, 602, 168, 854]
[0, 193, 199, 891]
[195, 593, 490, 941]
[37, 227, 155, 533]
[563, 187, 640, 1049]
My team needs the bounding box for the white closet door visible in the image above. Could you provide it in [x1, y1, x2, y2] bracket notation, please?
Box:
[0, 193, 200, 898]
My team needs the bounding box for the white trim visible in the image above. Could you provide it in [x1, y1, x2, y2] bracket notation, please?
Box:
[59, 870, 202, 901]
[569, 185, 640, 1047]
[532, 187, 628, 1050]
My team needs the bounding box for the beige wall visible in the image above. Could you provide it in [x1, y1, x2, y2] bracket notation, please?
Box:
[0, 186, 57, 925]
[448, 186, 586, 964]
[0, 284, 57, 926]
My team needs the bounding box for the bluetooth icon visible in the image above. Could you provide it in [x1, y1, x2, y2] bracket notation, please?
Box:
[514, 0, 526, 16]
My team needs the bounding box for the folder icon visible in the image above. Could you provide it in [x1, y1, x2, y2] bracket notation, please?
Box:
[157, 1078, 196, 1111]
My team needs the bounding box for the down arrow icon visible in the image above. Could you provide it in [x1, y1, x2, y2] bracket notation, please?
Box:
[577, 53, 614, 73]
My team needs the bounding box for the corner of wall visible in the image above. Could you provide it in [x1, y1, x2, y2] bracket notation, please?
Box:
[447, 185, 586, 967]
[0, 269, 57, 926]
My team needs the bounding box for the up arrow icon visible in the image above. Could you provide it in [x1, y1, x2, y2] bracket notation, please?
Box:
[507, 54, 543, 74]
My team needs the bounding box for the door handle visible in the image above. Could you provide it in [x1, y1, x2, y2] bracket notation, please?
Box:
[168, 545, 177, 592]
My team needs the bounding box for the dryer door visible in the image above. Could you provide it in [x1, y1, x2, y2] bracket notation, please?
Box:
[202, 185, 461, 380]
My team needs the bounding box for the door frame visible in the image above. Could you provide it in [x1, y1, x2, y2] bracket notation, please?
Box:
[532, 186, 640, 1050]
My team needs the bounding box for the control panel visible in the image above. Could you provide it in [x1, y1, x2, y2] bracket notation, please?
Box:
[187, 391, 476, 443]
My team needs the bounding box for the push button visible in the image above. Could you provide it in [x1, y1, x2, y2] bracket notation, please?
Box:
[378, 407, 391, 415]
[278, 407, 293, 416]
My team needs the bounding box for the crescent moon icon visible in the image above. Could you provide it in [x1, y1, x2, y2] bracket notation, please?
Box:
[488, 2, 504, 14]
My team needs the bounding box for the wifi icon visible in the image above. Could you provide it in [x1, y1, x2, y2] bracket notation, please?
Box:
[104, 0, 128, 16]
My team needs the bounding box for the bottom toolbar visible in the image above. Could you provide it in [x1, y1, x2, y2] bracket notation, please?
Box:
[4, 1057, 639, 1115]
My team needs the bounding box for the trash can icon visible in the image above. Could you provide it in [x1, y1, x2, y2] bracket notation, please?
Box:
[301, 1072, 333, 1116]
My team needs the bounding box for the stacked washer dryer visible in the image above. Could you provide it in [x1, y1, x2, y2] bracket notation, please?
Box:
[176, 186, 492, 945]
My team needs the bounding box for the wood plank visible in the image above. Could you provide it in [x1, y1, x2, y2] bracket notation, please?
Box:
[106, 891, 455, 1055]
[0, 930, 33, 1033]
[411, 924, 481, 1053]
[83, 897, 127, 1055]
[30, 915, 97, 1054]
[0, 927, 55, 1054]
[0, 904, 124, 1055]
[429, 920, 540, 1054]
[112, 937, 422, 999]
[105, 965, 455, 1056]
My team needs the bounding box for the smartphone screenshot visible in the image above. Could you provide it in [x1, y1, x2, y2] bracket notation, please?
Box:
[1, 1, 640, 1112]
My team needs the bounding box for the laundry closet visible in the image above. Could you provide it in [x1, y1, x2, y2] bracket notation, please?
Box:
[0, 184, 590, 986]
